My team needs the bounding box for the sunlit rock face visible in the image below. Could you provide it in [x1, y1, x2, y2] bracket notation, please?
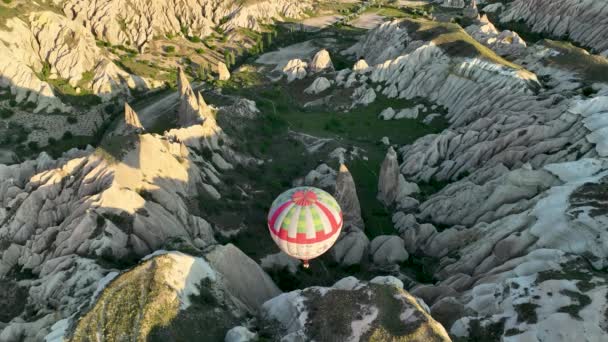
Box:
[345, 15, 608, 342]
[66, 248, 280, 342]
[261, 276, 451, 342]
[0, 11, 151, 112]
[61, 0, 314, 52]
[499, 0, 608, 55]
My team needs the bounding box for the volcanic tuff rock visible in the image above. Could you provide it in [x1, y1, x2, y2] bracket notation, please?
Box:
[499, 0, 608, 54]
[262, 277, 451, 341]
[333, 164, 364, 229]
[370, 235, 409, 265]
[115, 103, 144, 136]
[177, 68, 212, 127]
[309, 49, 334, 73]
[218, 62, 231, 81]
[346, 19, 603, 184]
[60, 0, 314, 52]
[304, 77, 332, 95]
[465, 17, 527, 58]
[0, 114, 234, 337]
[378, 147, 400, 206]
[66, 249, 279, 341]
[348, 17, 608, 341]
[353, 59, 370, 72]
[282, 59, 308, 83]
[0, 11, 151, 111]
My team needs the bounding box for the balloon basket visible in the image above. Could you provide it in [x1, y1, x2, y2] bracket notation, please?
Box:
[302, 260, 310, 269]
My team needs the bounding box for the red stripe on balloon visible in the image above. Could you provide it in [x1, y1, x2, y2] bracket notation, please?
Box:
[267, 202, 342, 244]
[315, 201, 340, 230]
[268, 201, 292, 232]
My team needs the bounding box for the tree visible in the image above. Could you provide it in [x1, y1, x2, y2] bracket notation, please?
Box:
[224, 51, 232, 67]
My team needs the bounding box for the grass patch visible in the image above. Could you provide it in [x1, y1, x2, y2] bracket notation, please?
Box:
[398, 18, 526, 72]
[541, 39, 608, 83]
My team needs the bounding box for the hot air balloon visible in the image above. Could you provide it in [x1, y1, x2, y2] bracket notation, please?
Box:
[267, 187, 343, 268]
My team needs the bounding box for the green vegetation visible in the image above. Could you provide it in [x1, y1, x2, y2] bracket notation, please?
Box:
[399, 18, 525, 72]
[0, 107, 13, 119]
[541, 39, 608, 83]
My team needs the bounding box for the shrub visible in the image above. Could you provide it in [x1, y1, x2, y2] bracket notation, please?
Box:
[27, 141, 39, 150]
[164, 46, 176, 53]
[48, 137, 57, 145]
[187, 36, 201, 43]
[62, 131, 73, 140]
[66, 116, 78, 124]
[0, 108, 13, 119]
[582, 86, 596, 97]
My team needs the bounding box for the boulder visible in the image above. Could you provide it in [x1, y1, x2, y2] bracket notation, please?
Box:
[370, 235, 409, 265]
[378, 147, 400, 206]
[225, 326, 257, 342]
[218, 62, 231, 81]
[352, 86, 376, 106]
[379, 107, 396, 120]
[205, 244, 281, 310]
[331, 230, 369, 266]
[309, 49, 334, 73]
[333, 164, 364, 229]
[304, 77, 331, 94]
[261, 277, 451, 341]
[282, 59, 308, 82]
[353, 59, 370, 72]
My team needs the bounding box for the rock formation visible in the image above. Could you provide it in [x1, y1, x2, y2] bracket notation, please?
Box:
[304, 77, 331, 94]
[61, 0, 314, 52]
[0, 11, 152, 111]
[261, 276, 451, 341]
[353, 59, 370, 72]
[309, 49, 334, 73]
[66, 248, 279, 341]
[346, 17, 608, 341]
[378, 147, 400, 206]
[177, 67, 212, 127]
[499, 0, 608, 54]
[331, 227, 370, 267]
[120, 103, 145, 135]
[217, 62, 231, 81]
[465, 16, 527, 57]
[282, 59, 308, 82]
[333, 164, 364, 229]
[442, 0, 465, 8]
[369, 235, 409, 265]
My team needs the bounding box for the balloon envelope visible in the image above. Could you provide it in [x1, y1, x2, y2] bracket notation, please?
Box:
[267, 187, 343, 261]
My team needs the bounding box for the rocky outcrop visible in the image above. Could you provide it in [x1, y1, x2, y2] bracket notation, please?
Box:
[0, 11, 151, 111]
[261, 276, 451, 341]
[218, 62, 231, 81]
[282, 59, 308, 83]
[66, 250, 278, 341]
[333, 164, 364, 229]
[499, 0, 608, 54]
[369, 235, 409, 265]
[117, 103, 144, 136]
[61, 0, 314, 52]
[0, 129, 225, 336]
[378, 147, 400, 206]
[353, 59, 370, 72]
[177, 68, 212, 127]
[465, 16, 527, 57]
[309, 49, 334, 73]
[331, 229, 370, 267]
[442, 0, 465, 8]
[304, 77, 331, 94]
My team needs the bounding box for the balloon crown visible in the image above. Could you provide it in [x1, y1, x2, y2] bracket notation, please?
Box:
[291, 190, 318, 206]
